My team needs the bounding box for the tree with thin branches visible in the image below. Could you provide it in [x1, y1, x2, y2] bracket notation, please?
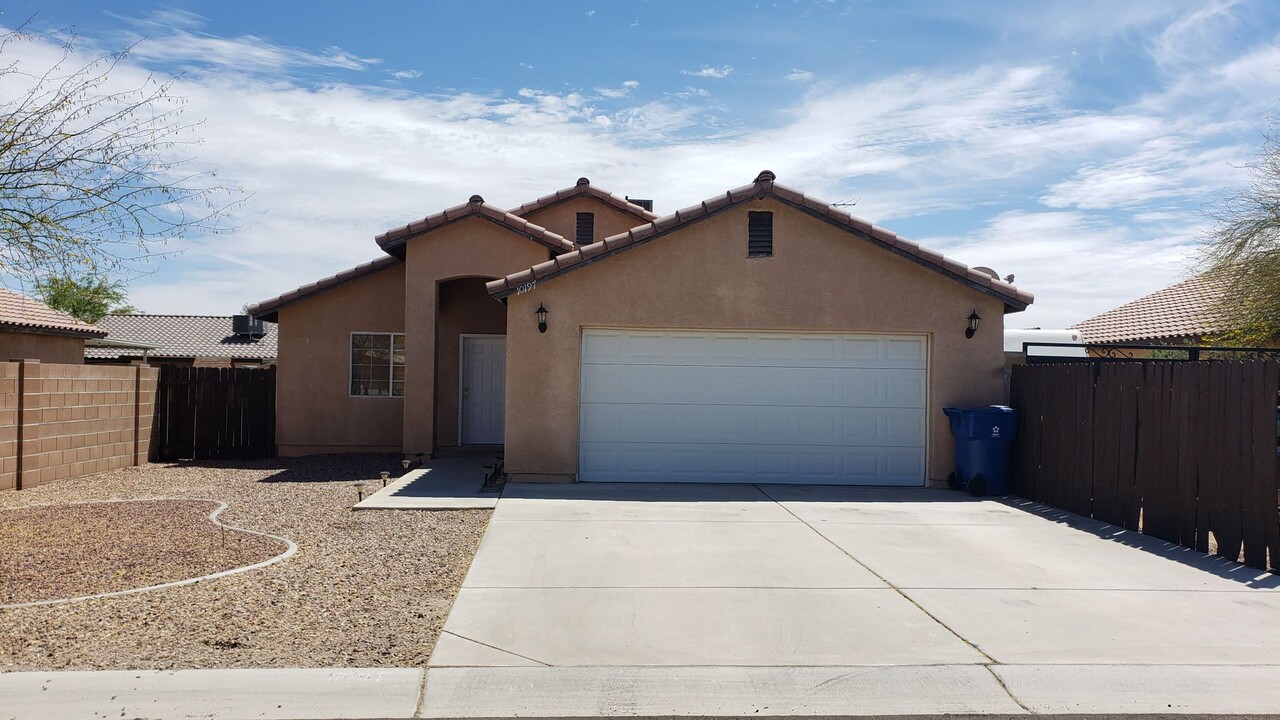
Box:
[1199, 127, 1280, 346]
[0, 28, 237, 286]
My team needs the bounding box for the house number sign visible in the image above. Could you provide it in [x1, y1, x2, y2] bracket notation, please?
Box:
[516, 280, 537, 295]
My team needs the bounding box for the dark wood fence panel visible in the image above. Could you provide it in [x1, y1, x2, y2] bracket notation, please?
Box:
[152, 366, 276, 461]
[1010, 360, 1279, 571]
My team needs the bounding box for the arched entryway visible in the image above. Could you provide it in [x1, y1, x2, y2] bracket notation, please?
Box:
[435, 277, 507, 448]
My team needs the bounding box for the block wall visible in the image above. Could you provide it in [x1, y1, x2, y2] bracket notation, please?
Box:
[0, 360, 159, 490]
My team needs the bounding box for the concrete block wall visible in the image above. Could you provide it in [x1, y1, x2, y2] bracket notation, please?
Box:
[1, 360, 159, 491]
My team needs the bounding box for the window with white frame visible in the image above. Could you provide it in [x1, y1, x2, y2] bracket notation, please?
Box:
[351, 333, 405, 397]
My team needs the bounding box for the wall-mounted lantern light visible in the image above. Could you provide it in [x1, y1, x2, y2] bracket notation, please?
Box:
[536, 303, 549, 334]
[965, 309, 981, 339]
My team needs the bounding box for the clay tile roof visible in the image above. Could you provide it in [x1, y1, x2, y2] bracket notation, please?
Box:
[0, 287, 106, 338]
[487, 171, 1034, 312]
[245, 255, 401, 322]
[85, 315, 277, 360]
[510, 178, 660, 222]
[1072, 272, 1233, 344]
[376, 198, 574, 258]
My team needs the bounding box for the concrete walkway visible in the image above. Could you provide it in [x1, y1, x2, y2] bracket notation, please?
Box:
[423, 483, 1280, 717]
[354, 452, 500, 510]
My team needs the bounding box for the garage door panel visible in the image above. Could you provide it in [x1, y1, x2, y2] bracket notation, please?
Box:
[581, 364, 924, 408]
[580, 442, 925, 485]
[580, 330, 927, 485]
[581, 330, 926, 369]
[583, 402, 926, 448]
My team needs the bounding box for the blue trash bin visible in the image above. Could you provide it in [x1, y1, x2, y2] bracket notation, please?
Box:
[943, 405, 1019, 496]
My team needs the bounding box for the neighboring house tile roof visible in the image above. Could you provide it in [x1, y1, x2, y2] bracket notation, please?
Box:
[245, 255, 400, 322]
[0, 287, 107, 338]
[511, 177, 660, 222]
[85, 315, 278, 360]
[376, 195, 575, 259]
[487, 171, 1034, 312]
[1072, 272, 1232, 344]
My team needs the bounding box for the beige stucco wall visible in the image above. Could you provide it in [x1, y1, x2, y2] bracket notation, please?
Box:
[401, 217, 555, 455]
[275, 263, 406, 456]
[0, 331, 86, 364]
[518, 197, 648, 246]
[503, 197, 1010, 483]
[434, 277, 507, 446]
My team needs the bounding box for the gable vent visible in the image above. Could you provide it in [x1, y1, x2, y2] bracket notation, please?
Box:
[748, 211, 773, 257]
[576, 212, 595, 245]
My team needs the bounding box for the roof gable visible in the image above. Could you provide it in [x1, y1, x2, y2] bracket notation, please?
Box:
[0, 287, 107, 338]
[1072, 272, 1231, 344]
[376, 195, 574, 259]
[487, 171, 1033, 313]
[511, 177, 659, 222]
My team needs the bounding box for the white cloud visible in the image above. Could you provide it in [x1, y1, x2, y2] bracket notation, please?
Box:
[389, 69, 421, 80]
[586, 9, 596, 17]
[124, 30, 380, 73]
[0, 3, 1272, 327]
[680, 65, 733, 79]
[786, 69, 815, 82]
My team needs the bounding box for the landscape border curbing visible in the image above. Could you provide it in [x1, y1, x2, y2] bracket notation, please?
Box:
[0, 498, 298, 610]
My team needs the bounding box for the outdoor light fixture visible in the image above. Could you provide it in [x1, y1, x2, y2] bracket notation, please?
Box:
[401, 459, 411, 471]
[965, 309, 982, 339]
[380, 471, 390, 487]
[354, 481, 368, 501]
[535, 303, 549, 333]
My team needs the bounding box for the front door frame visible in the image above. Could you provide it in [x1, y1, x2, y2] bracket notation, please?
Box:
[458, 333, 506, 446]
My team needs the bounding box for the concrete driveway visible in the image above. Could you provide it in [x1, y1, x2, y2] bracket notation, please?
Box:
[423, 484, 1280, 717]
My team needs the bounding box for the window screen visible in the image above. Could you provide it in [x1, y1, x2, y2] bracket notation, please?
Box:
[351, 333, 405, 397]
[576, 212, 595, 245]
[748, 211, 773, 257]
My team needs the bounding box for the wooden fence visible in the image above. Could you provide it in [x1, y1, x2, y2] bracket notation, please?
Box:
[1010, 360, 1280, 571]
[152, 366, 276, 461]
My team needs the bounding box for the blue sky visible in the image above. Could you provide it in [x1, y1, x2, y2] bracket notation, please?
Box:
[4, 0, 1280, 328]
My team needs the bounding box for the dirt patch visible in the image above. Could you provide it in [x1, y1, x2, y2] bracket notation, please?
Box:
[0, 499, 286, 605]
[0, 455, 490, 670]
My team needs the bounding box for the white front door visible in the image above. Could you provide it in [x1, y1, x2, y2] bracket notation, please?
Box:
[461, 336, 505, 445]
[578, 329, 928, 485]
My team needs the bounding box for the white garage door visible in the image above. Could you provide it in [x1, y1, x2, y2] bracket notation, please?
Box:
[579, 329, 927, 485]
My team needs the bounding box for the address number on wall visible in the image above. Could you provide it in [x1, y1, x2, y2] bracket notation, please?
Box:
[516, 281, 537, 295]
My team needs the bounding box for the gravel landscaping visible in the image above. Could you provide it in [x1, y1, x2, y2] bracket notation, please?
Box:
[0, 455, 490, 670]
[0, 499, 287, 606]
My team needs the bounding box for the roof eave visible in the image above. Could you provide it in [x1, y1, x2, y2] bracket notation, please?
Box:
[0, 321, 107, 339]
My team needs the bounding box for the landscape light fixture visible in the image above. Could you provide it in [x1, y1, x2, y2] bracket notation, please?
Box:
[536, 303, 549, 333]
[965, 310, 981, 339]
[401, 458, 411, 471]
[354, 481, 368, 501]
[380, 471, 390, 487]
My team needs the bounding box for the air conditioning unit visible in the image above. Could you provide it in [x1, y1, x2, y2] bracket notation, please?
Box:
[626, 196, 654, 212]
[233, 314, 265, 337]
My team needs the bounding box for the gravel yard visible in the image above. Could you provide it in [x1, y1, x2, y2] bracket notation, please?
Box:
[1, 499, 286, 606]
[0, 455, 490, 670]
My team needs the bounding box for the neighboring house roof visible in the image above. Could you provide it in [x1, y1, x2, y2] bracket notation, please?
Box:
[85, 315, 278, 360]
[376, 195, 575, 259]
[511, 177, 660, 222]
[487, 171, 1034, 312]
[1072, 272, 1232, 344]
[0, 287, 107, 338]
[245, 255, 400, 322]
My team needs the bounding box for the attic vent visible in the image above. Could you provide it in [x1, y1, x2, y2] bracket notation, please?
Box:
[576, 212, 595, 245]
[626, 196, 654, 212]
[233, 315, 266, 337]
[748, 211, 773, 257]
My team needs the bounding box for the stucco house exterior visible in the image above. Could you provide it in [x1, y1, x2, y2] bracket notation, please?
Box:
[247, 172, 1032, 485]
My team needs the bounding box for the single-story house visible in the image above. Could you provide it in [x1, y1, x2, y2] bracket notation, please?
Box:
[0, 287, 107, 363]
[86, 315, 277, 367]
[1073, 272, 1231, 346]
[247, 172, 1032, 485]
